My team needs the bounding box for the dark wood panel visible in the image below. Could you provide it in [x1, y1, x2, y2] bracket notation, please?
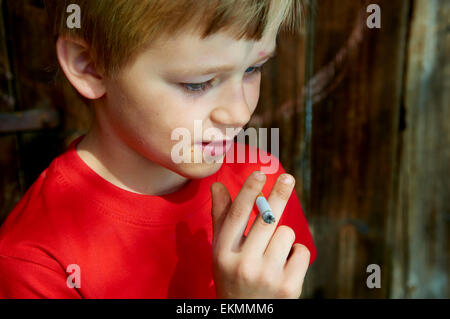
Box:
[305, 0, 410, 298]
[2, 0, 90, 190]
[395, 0, 449, 298]
[0, 0, 22, 224]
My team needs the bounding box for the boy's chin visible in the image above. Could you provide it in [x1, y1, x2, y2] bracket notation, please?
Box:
[175, 159, 225, 179]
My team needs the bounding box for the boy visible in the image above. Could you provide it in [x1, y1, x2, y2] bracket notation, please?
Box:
[0, 0, 316, 298]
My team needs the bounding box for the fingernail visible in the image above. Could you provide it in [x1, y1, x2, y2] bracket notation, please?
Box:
[254, 171, 266, 181]
[280, 174, 294, 184]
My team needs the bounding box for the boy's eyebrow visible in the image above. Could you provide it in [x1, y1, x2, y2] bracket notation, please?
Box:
[177, 46, 277, 76]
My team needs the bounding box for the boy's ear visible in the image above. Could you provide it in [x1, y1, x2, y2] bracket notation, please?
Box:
[56, 36, 106, 99]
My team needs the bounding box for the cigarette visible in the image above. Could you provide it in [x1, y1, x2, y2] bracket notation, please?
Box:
[256, 192, 275, 224]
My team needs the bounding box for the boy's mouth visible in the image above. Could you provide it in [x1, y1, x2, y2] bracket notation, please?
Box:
[199, 139, 232, 145]
[194, 138, 232, 145]
[194, 139, 233, 156]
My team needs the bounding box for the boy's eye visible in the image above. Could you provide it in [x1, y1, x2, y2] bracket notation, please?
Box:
[182, 82, 211, 93]
[244, 65, 263, 75]
[180, 65, 264, 95]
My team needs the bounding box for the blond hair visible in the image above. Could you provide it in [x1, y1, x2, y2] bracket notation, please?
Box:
[45, 0, 304, 77]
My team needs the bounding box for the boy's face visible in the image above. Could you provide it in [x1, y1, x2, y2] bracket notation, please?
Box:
[100, 28, 278, 179]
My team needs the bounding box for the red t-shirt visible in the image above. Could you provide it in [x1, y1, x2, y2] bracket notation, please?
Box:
[0, 136, 316, 298]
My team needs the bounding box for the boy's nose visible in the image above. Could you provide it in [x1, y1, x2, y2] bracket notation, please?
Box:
[210, 106, 251, 128]
[210, 87, 252, 128]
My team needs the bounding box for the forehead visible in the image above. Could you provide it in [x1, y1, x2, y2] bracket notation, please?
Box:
[146, 27, 278, 67]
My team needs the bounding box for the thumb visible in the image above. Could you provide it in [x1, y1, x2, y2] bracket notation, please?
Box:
[210, 182, 232, 241]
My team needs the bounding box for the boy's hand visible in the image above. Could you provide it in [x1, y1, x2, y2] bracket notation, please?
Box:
[210, 171, 311, 299]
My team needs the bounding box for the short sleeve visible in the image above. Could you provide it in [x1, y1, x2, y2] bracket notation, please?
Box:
[0, 254, 82, 299]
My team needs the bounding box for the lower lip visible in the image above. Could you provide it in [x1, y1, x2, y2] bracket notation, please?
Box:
[197, 141, 232, 157]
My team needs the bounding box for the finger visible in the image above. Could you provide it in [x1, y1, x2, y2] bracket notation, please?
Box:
[262, 225, 296, 270]
[216, 170, 266, 252]
[283, 243, 310, 296]
[241, 173, 295, 257]
[210, 182, 232, 248]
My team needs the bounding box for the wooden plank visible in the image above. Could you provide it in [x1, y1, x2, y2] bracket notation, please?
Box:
[0, 108, 59, 133]
[304, 0, 410, 298]
[395, 0, 450, 298]
[5, 0, 59, 112]
[0, 0, 22, 224]
[2, 0, 89, 191]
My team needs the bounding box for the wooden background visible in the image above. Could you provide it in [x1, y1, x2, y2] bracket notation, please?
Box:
[0, 0, 448, 298]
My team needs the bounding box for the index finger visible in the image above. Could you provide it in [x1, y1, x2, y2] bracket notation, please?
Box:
[214, 170, 266, 253]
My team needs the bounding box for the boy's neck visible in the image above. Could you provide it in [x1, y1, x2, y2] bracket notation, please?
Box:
[75, 118, 190, 196]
